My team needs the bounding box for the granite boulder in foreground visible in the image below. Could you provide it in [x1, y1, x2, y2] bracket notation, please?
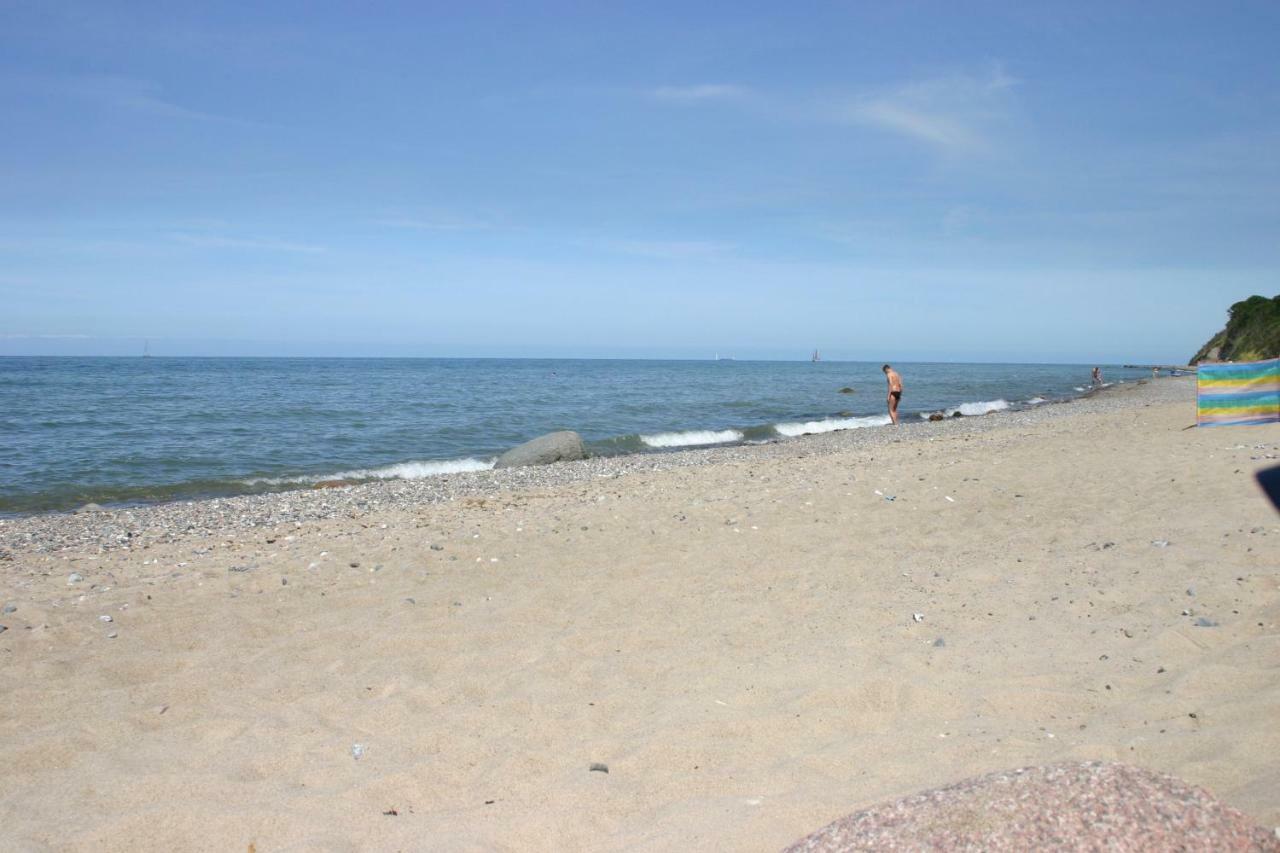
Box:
[493, 430, 586, 468]
[784, 762, 1279, 852]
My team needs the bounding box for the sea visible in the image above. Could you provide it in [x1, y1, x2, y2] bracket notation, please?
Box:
[0, 358, 1151, 515]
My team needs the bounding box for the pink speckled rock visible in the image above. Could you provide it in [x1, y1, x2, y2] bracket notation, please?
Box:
[785, 762, 1278, 852]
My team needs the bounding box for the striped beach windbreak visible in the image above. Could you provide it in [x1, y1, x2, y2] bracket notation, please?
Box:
[1196, 357, 1280, 426]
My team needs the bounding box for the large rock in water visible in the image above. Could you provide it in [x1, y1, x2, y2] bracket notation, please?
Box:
[494, 431, 586, 469]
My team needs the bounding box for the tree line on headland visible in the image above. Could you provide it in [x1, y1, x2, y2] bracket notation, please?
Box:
[1191, 294, 1280, 364]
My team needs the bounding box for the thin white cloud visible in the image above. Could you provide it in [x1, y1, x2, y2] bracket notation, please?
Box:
[649, 84, 749, 103]
[642, 68, 1018, 154]
[832, 67, 1017, 153]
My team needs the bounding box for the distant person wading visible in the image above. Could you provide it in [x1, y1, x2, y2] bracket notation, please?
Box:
[883, 364, 903, 425]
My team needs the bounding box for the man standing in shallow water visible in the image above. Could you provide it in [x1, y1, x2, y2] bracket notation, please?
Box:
[883, 364, 903, 425]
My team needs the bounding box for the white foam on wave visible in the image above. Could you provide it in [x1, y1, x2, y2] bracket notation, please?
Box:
[240, 474, 312, 486]
[774, 414, 892, 437]
[1075, 386, 1087, 392]
[640, 429, 743, 448]
[946, 399, 1010, 417]
[1026, 396, 1047, 405]
[241, 456, 494, 486]
[335, 457, 495, 479]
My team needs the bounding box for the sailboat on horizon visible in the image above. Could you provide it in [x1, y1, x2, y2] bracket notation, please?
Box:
[811, 348, 820, 363]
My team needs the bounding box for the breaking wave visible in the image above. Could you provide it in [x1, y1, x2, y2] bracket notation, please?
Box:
[774, 414, 892, 436]
[333, 458, 495, 479]
[946, 399, 1010, 417]
[1026, 396, 1047, 405]
[241, 456, 494, 486]
[640, 429, 744, 448]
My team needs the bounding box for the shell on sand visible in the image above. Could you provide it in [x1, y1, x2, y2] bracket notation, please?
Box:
[784, 762, 1279, 852]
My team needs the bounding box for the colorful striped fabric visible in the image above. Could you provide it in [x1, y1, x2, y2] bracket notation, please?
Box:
[1197, 357, 1280, 426]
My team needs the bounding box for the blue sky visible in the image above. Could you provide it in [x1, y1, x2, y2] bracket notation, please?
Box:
[1, 1, 1277, 361]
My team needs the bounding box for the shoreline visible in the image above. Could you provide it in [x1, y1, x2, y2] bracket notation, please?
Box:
[2, 373, 1278, 850]
[0, 362, 1152, 519]
[2, 378, 1183, 557]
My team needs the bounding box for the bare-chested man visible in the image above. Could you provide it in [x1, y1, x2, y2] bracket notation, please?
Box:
[882, 364, 903, 425]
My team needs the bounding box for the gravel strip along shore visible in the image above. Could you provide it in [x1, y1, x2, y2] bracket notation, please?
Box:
[0, 378, 1194, 558]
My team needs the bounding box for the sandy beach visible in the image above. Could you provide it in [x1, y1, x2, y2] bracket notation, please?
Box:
[1, 376, 1277, 851]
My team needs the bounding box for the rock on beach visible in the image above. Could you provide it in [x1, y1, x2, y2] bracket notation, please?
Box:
[783, 762, 1279, 852]
[494, 430, 586, 469]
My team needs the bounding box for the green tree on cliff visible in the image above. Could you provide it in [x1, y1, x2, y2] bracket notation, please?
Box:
[1192, 295, 1280, 363]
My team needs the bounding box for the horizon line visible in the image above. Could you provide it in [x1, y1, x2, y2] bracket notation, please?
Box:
[0, 354, 1188, 367]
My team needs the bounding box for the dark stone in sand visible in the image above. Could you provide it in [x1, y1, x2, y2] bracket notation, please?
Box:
[494, 431, 586, 469]
[928, 413, 945, 422]
[952, 411, 964, 418]
[589, 763, 609, 773]
[783, 762, 1278, 852]
[430, 544, 445, 551]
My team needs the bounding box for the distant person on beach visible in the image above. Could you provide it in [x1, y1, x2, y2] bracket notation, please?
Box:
[1153, 367, 1160, 378]
[882, 364, 903, 425]
[1092, 366, 1103, 386]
